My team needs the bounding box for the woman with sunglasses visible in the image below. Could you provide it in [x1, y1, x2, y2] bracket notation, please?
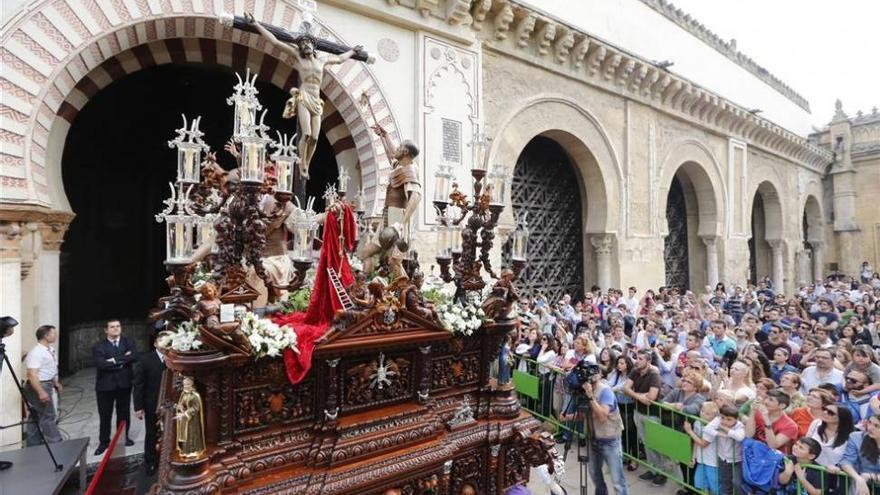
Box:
[846, 346, 880, 397]
[806, 403, 854, 469]
[840, 415, 880, 495]
[789, 388, 836, 438]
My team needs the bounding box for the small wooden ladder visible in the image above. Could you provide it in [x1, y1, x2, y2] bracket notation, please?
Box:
[327, 266, 354, 311]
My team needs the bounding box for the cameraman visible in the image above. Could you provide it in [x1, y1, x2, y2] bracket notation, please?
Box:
[566, 363, 631, 495]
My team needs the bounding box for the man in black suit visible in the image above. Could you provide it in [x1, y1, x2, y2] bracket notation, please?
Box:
[92, 319, 136, 455]
[133, 332, 166, 475]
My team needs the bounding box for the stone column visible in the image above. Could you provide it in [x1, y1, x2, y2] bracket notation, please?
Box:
[811, 241, 824, 281]
[768, 240, 785, 293]
[0, 222, 23, 449]
[797, 249, 812, 286]
[590, 235, 613, 290]
[701, 236, 719, 288]
[38, 222, 69, 360]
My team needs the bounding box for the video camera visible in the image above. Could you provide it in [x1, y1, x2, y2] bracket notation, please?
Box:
[564, 359, 602, 392]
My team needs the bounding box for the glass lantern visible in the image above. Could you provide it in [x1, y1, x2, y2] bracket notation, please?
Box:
[270, 131, 298, 195]
[436, 224, 452, 259]
[354, 188, 366, 213]
[176, 142, 201, 183]
[274, 156, 295, 194]
[240, 136, 266, 183]
[471, 130, 492, 173]
[488, 168, 507, 206]
[450, 219, 463, 255]
[168, 115, 208, 184]
[433, 163, 453, 203]
[165, 215, 194, 264]
[291, 215, 316, 262]
[227, 68, 262, 141]
[233, 99, 256, 139]
[196, 216, 216, 247]
[338, 166, 351, 195]
[510, 221, 530, 261]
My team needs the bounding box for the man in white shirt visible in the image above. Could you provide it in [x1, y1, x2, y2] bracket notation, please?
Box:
[800, 348, 844, 394]
[24, 325, 64, 446]
[623, 286, 639, 315]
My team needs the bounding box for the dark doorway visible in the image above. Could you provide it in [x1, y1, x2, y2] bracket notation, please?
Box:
[664, 175, 690, 290]
[503, 136, 584, 302]
[60, 62, 338, 373]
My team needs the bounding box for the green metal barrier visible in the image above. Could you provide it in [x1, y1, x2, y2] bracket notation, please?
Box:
[513, 369, 539, 400]
[509, 355, 865, 495]
[644, 419, 692, 465]
[513, 357, 584, 440]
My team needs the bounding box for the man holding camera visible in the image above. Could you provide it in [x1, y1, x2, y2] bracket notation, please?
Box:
[581, 365, 630, 495]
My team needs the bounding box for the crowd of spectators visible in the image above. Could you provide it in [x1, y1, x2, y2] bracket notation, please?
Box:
[510, 271, 880, 495]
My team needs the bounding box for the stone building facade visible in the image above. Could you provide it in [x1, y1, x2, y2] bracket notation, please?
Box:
[0, 0, 863, 449]
[810, 103, 880, 279]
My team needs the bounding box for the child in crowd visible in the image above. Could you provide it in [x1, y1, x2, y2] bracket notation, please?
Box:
[778, 438, 823, 495]
[683, 401, 721, 494]
[702, 404, 746, 495]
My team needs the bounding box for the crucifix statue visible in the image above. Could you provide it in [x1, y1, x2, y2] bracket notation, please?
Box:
[225, 12, 373, 178]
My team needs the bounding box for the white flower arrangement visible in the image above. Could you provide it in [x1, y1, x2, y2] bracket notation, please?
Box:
[347, 252, 363, 272]
[433, 289, 487, 336]
[239, 312, 299, 359]
[156, 320, 203, 352]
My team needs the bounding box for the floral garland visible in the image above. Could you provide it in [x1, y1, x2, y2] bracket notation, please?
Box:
[239, 312, 299, 359]
[424, 283, 487, 336]
[157, 320, 203, 352]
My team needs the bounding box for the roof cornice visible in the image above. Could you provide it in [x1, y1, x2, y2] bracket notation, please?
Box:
[369, 0, 832, 171]
[636, 0, 810, 112]
[476, 0, 832, 171]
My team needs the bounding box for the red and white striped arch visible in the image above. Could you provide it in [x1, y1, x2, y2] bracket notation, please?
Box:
[0, 0, 399, 213]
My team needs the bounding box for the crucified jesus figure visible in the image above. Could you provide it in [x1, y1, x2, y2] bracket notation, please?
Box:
[245, 12, 364, 178]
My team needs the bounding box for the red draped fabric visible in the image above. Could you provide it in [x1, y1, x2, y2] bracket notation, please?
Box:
[273, 203, 357, 384]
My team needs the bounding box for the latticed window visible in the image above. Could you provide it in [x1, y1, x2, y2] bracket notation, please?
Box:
[664, 175, 690, 290]
[503, 136, 584, 302]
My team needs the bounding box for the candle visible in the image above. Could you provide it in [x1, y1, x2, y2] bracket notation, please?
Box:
[238, 101, 252, 128]
[277, 159, 291, 191]
[437, 226, 450, 258]
[492, 176, 504, 204]
[199, 223, 214, 245]
[183, 148, 196, 181]
[245, 142, 259, 179]
[451, 225, 462, 254]
[433, 174, 447, 203]
[297, 226, 310, 260]
[174, 222, 185, 260]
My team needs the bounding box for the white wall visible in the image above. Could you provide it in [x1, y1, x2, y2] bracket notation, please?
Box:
[319, 3, 417, 144]
[1, 0, 29, 27]
[525, 0, 814, 136]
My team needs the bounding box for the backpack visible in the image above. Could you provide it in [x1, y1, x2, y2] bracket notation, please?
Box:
[742, 438, 786, 494]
